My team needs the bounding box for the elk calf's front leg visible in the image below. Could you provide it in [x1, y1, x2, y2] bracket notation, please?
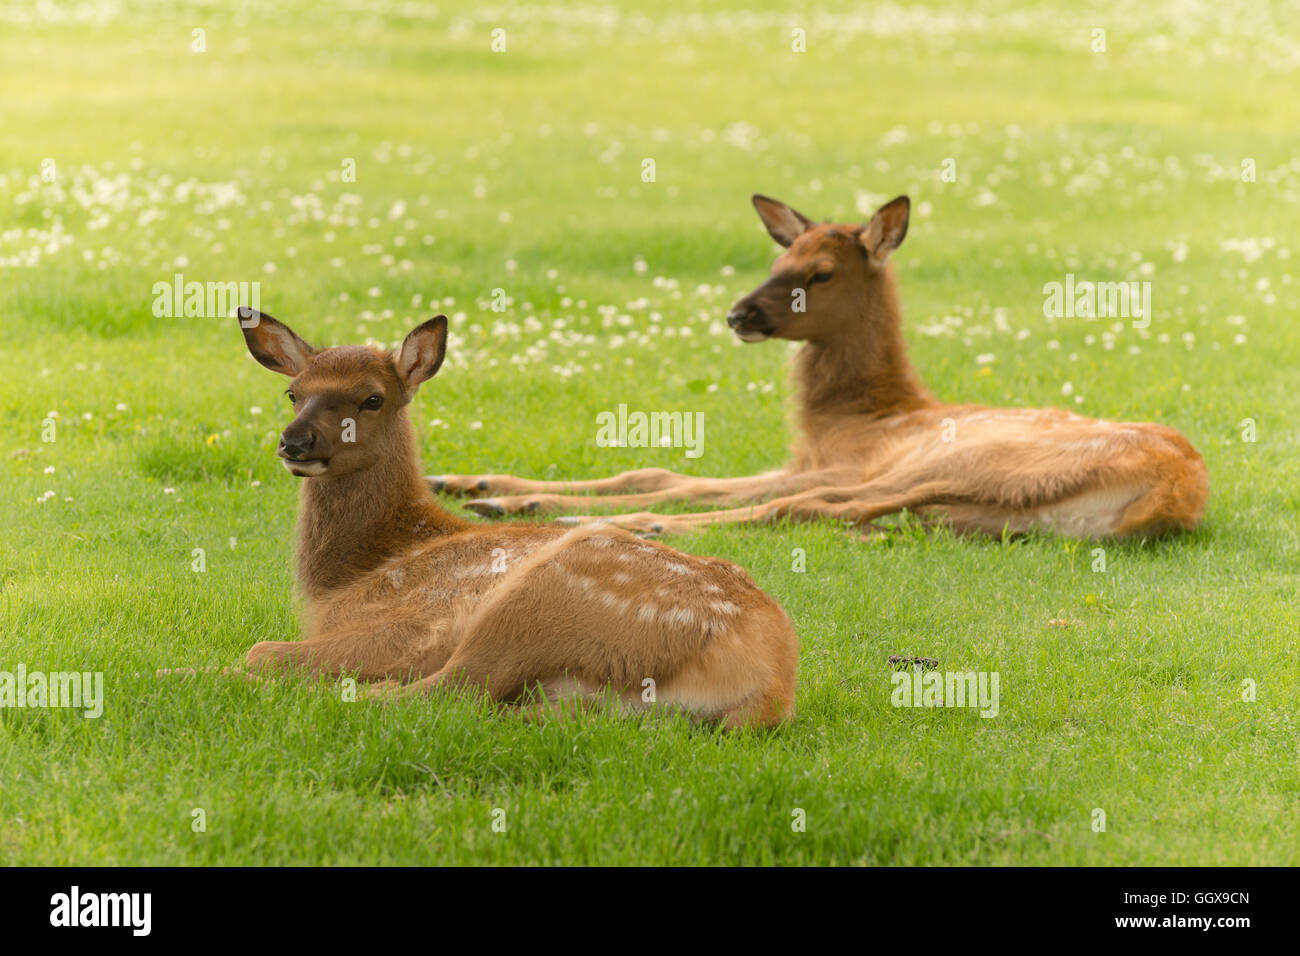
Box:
[463, 470, 834, 517]
[429, 467, 717, 500]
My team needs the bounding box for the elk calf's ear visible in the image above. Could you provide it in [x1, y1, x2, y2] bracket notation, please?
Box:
[397, 315, 449, 393]
[861, 196, 910, 262]
[238, 308, 318, 376]
[752, 194, 814, 248]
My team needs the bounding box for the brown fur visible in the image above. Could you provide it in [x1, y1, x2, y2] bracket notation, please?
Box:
[433, 195, 1209, 540]
[234, 307, 797, 729]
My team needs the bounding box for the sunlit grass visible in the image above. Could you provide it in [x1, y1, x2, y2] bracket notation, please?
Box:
[1, 0, 1297, 865]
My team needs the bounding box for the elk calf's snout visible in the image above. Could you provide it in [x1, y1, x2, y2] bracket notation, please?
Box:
[725, 304, 754, 328]
[726, 299, 775, 342]
[278, 430, 316, 460]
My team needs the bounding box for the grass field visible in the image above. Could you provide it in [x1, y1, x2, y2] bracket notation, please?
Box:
[2, 0, 1298, 865]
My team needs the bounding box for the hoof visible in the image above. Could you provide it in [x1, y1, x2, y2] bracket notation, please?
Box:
[466, 498, 504, 517]
[430, 476, 446, 491]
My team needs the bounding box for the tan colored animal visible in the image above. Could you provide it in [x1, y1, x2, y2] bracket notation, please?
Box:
[233, 307, 797, 728]
[433, 195, 1209, 539]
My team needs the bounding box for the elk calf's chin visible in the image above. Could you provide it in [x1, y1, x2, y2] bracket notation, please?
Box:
[235, 307, 799, 728]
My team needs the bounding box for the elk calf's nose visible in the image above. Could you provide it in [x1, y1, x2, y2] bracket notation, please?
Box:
[280, 433, 315, 458]
[727, 306, 753, 328]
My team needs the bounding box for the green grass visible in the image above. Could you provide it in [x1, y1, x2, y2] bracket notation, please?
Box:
[2, 0, 1298, 865]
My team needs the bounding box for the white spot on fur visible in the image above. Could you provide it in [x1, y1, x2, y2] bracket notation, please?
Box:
[598, 589, 629, 613]
[664, 606, 696, 627]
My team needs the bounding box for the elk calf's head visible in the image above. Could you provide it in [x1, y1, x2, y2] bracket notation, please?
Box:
[726, 194, 910, 343]
[238, 307, 447, 478]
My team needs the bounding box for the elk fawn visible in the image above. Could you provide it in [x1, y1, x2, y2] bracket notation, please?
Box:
[432, 195, 1209, 539]
[234, 307, 797, 728]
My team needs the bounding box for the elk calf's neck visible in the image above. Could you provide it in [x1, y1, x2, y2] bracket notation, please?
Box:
[291, 380, 470, 598]
[236, 307, 799, 727]
[790, 266, 935, 429]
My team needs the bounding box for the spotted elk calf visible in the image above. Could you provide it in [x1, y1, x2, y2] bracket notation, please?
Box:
[432, 196, 1208, 539]
[234, 308, 797, 728]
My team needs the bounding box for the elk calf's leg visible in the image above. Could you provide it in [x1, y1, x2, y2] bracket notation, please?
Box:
[463, 469, 847, 517]
[429, 467, 701, 498]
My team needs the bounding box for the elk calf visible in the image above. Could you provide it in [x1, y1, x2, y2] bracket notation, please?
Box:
[235, 308, 797, 729]
[432, 194, 1209, 540]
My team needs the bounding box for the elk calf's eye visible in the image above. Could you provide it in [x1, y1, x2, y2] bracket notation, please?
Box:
[286, 390, 296, 403]
[810, 272, 833, 284]
[363, 395, 384, 410]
